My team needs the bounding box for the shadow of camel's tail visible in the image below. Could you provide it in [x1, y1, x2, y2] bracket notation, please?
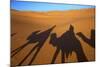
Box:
[11, 33, 16, 37]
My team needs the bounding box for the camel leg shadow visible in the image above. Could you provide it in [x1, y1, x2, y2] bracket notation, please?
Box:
[75, 47, 88, 62]
[18, 44, 38, 65]
[51, 48, 60, 64]
[11, 42, 30, 57]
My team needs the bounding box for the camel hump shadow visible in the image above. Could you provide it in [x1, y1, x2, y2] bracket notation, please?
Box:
[50, 25, 88, 63]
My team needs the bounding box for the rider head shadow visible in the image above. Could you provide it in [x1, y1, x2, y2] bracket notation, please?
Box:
[77, 29, 95, 48]
[50, 25, 88, 64]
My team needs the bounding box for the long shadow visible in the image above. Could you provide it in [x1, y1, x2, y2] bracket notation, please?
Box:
[27, 25, 56, 65]
[11, 30, 40, 57]
[77, 29, 95, 48]
[11, 25, 56, 65]
[50, 25, 88, 64]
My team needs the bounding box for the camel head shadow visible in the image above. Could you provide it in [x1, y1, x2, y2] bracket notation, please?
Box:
[77, 29, 95, 48]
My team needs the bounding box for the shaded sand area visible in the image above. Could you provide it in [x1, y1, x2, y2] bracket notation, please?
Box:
[11, 8, 95, 66]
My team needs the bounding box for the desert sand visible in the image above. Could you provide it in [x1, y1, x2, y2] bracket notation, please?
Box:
[11, 8, 95, 66]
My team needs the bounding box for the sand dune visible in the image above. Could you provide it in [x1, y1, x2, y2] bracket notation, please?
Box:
[11, 8, 95, 66]
[11, 8, 95, 25]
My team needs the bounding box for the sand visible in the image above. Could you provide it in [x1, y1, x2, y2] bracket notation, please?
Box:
[11, 8, 95, 66]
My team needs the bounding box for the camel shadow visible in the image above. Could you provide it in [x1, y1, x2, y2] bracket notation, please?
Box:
[11, 25, 56, 65]
[77, 29, 95, 48]
[50, 25, 88, 63]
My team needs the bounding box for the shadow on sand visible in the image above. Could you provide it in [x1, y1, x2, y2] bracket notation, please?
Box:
[11, 24, 95, 65]
[11, 25, 56, 65]
[11, 33, 16, 37]
[77, 29, 95, 48]
[50, 25, 88, 63]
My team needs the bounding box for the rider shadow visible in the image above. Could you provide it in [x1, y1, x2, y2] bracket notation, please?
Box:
[77, 29, 95, 48]
[50, 25, 88, 64]
[11, 25, 56, 65]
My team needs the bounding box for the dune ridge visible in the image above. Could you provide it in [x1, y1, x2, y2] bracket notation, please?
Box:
[11, 8, 95, 26]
